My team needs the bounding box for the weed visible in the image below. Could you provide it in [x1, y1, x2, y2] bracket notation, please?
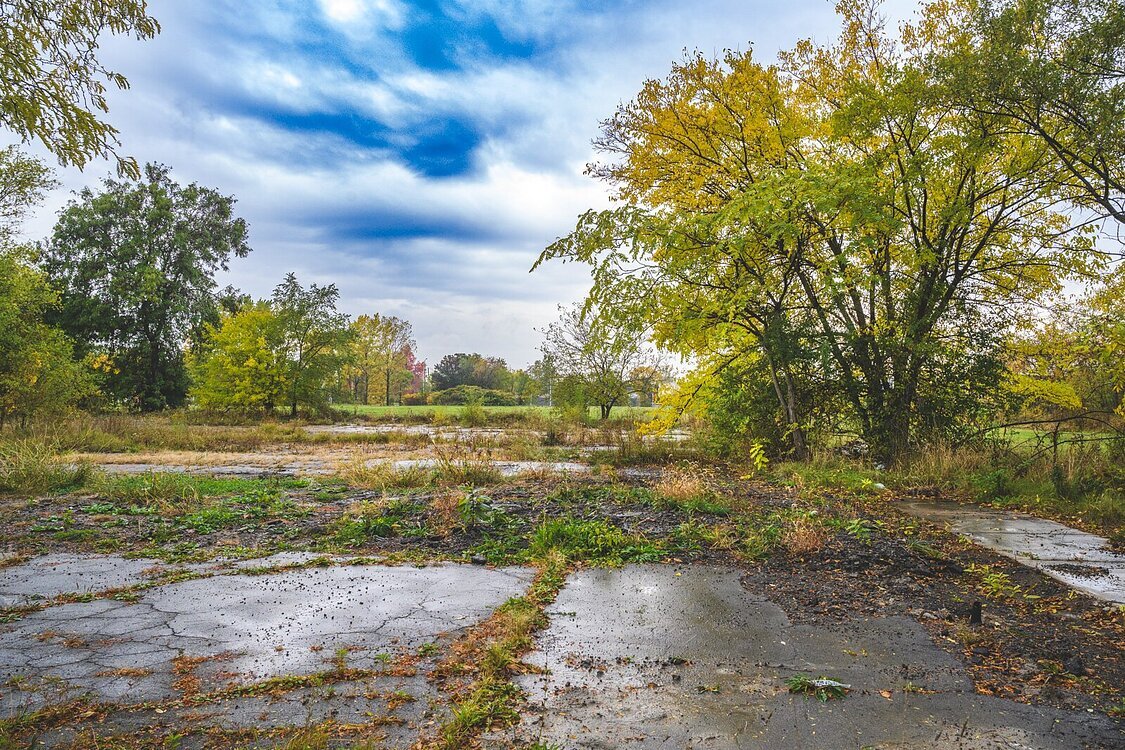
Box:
[333, 498, 428, 546]
[528, 518, 663, 565]
[965, 563, 1023, 599]
[782, 514, 828, 555]
[785, 674, 850, 701]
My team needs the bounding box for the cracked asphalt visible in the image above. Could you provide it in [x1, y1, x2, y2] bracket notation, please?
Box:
[1, 555, 533, 746]
[488, 565, 1122, 750]
[1, 555, 1122, 748]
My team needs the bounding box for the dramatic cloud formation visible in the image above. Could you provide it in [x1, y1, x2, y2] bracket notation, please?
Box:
[13, 0, 919, 366]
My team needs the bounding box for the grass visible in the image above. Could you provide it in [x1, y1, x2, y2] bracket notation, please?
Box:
[0, 439, 89, 494]
[527, 517, 664, 565]
[90, 472, 300, 507]
[332, 498, 430, 546]
[785, 674, 850, 701]
[431, 552, 569, 750]
[768, 438, 1125, 541]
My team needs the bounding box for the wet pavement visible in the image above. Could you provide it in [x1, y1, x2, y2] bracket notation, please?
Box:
[901, 500, 1125, 605]
[86, 457, 595, 478]
[0, 557, 534, 742]
[488, 565, 1122, 749]
[3, 555, 1121, 748]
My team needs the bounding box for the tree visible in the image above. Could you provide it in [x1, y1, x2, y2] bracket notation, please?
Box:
[0, 149, 91, 427]
[0, 146, 56, 245]
[0, 248, 93, 429]
[509, 369, 532, 405]
[527, 356, 559, 406]
[536, 0, 1107, 461]
[430, 353, 510, 391]
[349, 314, 416, 405]
[271, 274, 352, 417]
[0, 0, 159, 177]
[188, 303, 289, 415]
[43, 163, 251, 411]
[931, 0, 1125, 224]
[540, 303, 662, 420]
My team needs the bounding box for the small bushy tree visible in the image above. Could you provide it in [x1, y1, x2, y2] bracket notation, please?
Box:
[540, 303, 663, 420]
[188, 304, 288, 414]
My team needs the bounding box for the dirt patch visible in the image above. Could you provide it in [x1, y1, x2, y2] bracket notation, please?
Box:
[739, 490, 1125, 715]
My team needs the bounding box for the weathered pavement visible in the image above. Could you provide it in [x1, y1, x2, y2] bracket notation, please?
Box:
[901, 500, 1125, 605]
[0, 556, 534, 748]
[489, 566, 1122, 749]
[1, 556, 1121, 748]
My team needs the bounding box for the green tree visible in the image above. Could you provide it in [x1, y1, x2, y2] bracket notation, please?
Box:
[0, 149, 91, 428]
[0, 250, 91, 428]
[0, 146, 56, 244]
[43, 163, 251, 411]
[932, 0, 1125, 223]
[271, 273, 352, 417]
[349, 314, 415, 405]
[188, 303, 288, 415]
[430, 353, 510, 391]
[537, 0, 1106, 461]
[0, 0, 159, 177]
[540, 303, 662, 420]
[527, 356, 559, 406]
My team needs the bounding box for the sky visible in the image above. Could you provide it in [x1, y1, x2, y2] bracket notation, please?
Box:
[14, 0, 919, 368]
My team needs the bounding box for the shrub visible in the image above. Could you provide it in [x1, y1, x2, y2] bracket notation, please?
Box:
[430, 385, 516, 406]
[402, 391, 428, 406]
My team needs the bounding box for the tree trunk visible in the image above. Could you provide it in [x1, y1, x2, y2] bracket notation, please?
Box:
[386, 369, 392, 406]
[867, 397, 911, 466]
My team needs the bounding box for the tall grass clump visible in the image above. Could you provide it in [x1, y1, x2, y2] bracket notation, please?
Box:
[0, 440, 89, 494]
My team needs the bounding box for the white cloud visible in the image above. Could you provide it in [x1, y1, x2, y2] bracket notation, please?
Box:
[11, 0, 928, 366]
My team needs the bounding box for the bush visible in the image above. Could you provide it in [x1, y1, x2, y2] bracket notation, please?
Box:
[430, 385, 516, 406]
[402, 391, 428, 406]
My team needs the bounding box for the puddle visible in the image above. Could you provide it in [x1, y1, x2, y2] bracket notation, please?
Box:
[383, 458, 591, 476]
[900, 500, 1125, 605]
[305, 424, 544, 441]
[91, 461, 333, 478]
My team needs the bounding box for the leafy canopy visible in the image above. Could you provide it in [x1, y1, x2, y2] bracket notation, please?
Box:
[0, 0, 159, 177]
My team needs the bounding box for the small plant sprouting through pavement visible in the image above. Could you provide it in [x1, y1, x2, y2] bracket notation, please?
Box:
[786, 674, 851, 701]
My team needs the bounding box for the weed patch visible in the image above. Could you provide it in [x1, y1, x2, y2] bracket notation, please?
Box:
[527, 518, 663, 564]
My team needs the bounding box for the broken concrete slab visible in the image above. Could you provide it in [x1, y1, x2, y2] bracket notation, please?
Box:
[0, 561, 534, 720]
[33, 672, 441, 750]
[490, 565, 1122, 749]
[93, 462, 331, 477]
[0, 553, 169, 608]
[901, 500, 1125, 605]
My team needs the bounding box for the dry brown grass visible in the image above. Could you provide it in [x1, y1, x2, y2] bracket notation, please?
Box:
[654, 464, 709, 502]
[782, 517, 829, 555]
[428, 490, 463, 537]
[93, 668, 152, 678]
